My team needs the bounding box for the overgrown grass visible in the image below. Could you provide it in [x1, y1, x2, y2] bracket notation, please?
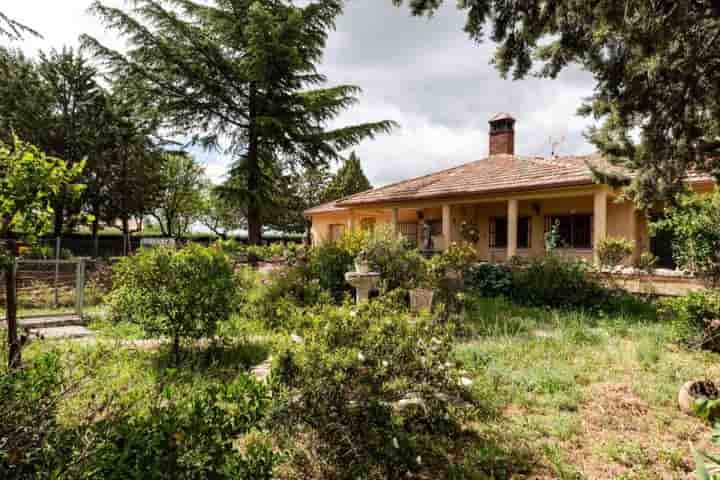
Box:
[456, 296, 720, 479]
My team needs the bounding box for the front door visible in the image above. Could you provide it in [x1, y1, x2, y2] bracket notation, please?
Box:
[650, 219, 676, 269]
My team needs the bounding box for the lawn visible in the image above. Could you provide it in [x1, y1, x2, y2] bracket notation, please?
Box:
[455, 297, 720, 479]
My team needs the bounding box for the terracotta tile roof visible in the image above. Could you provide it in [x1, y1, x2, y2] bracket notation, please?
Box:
[303, 199, 348, 215]
[335, 153, 607, 207]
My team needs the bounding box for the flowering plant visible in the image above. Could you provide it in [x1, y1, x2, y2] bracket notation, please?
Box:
[459, 221, 480, 244]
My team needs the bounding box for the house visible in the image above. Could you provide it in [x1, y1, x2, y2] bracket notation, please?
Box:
[304, 113, 715, 268]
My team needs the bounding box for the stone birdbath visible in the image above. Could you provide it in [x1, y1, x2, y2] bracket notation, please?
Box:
[345, 270, 380, 304]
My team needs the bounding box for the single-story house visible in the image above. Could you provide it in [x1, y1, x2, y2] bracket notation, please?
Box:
[304, 113, 715, 268]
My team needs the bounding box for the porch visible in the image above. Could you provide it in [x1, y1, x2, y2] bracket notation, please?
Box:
[346, 186, 646, 266]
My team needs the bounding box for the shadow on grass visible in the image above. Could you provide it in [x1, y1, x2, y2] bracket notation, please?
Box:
[152, 338, 271, 382]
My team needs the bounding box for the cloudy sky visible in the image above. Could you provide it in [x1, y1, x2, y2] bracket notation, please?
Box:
[3, 0, 597, 187]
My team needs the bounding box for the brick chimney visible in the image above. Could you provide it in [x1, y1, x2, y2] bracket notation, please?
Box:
[488, 112, 515, 156]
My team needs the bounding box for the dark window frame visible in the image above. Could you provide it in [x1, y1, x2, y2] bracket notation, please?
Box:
[489, 216, 531, 249]
[544, 214, 594, 249]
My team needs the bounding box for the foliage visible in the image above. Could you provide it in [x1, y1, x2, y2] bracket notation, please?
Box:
[0, 347, 277, 479]
[108, 244, 236, 364]
[464, 262, 512, 298]
[635, 252, 658, 274]
[394, 0, 720, 207]
[426, 242, 477, 283]
[596, 237, 635, 269]
[321, 151, 372, 202]
[0, 11, 40, 40]
[20, 244, 73, 260]
[364, 226, 426, 291]
[0, 136, 84, 239]
[84, 0, 395, 245]
[306, 240, 355, 297]
[151, 152, 207, 239]
[271, 300, 478, 479]
[509, 255, 606, 309]
[199, 186, 245, 239]
[653, 190, 720, 285]
[459, 220, 480, 244]
[544, 219, 562, 252]
[660, 289, 720, 352]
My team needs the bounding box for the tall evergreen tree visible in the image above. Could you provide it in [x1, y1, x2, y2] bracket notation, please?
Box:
[393, 0, 720, 207]
[322, 151, 372, 202]
[0, 11, 40, 40]
[83, 0, 395, 244]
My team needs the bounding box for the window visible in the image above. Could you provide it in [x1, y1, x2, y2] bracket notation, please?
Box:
[544, 215, 593, 249]
[518, 217, 531, 249]
[398, 222, 418, 247]
[490, 217, 531, 249]
[489, 217, 508, 248]
[329, 224, 345, 242]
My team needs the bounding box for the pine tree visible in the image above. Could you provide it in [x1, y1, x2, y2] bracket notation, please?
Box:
[393, 0, 720, 207]
[322, 151, 372, 202]
[83, 0, 396, 245]
[0, 11, 40, 40]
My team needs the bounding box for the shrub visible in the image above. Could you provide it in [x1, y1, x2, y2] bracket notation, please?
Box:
[91, 375, 276, 480]
[509, 254, 606, 309]
[109, 244, 236, 364]
[364, 227, 426, 291]
[271, 301, 478, 479]
[596, 237, 634, 269]
[464, 262, 512, 297]
[653, 189, 720, 285]
[635, 251, 658, 273]
[306, 241, 355, 297]
[20, 244, 73, 260]
[660, 289, 720, 352]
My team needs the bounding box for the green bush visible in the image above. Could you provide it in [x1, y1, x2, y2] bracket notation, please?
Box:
[306, 241, 355, 297]
[464, 262, 512, 297]
[596, 237, 634, 269]
[509, 254, 606, 309]
[91, 375, 276, 480]
[271, 300, 478, 479]
[364, 227, 426, 291]
[20, 244, 73, 260]
[109, 244, 236, 364]
[660, 289, 720, 352]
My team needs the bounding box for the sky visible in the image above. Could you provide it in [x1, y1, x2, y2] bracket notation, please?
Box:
[3, 0, 598, 187]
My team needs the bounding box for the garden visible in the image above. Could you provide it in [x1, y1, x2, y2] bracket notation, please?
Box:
[4, 224, 720, 479]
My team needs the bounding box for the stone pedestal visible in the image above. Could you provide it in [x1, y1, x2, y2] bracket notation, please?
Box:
[345, 271, 380, 303]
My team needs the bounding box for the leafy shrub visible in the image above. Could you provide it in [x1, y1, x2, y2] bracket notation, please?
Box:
[426, 242, 477, 283]
[509, 254, 606, 309]
[653, 190, 720, 285]
[364, 226, 426, 291]
[271, 301, 478, 479]
[464, 262, 512, 297]
[20, 244, 73, 260]
[306, 240, 355, 297]
[109, 244, 236, 364]
[91, 375, 276, 480]
[660, 289, 720, 352]
[635, 251, 658, 273]
[596, 237, 634, 269]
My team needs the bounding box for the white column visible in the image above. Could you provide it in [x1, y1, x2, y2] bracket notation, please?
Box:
[391, 208, 399, 235]
[347, 210, 356, 232]
[594, 189, 608, 265]
[507, 199, 519, 258]
[442, 204, 451, 251]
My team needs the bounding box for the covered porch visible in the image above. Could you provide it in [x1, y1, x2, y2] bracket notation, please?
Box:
[347, 186, 646, 266]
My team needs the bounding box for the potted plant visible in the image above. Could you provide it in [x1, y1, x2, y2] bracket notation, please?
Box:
[355, 249, 371, 273]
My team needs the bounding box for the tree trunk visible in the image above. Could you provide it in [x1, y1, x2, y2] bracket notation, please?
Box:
[122, 217, 130, 256]
[5, 239, 20, 369]
[247, 82, 262, 246]
[53, 202, 64, 238]
[173, 335, 180, 366]
[91, 217, 100, 258]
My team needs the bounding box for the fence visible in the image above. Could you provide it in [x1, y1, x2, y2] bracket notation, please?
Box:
[0, 259, 88, 318]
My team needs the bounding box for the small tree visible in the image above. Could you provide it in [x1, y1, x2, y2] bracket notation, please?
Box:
[0, 136, 83, 368]
[596, 237, 635, 270]
[322, 151, 372, 202]
[109, 244, 235, 364]
[199, 186, 245, 239]
[151, 152, 206, 239]
[653, 190, 720, 285]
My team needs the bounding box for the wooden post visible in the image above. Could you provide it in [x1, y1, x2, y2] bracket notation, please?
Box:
[75, 259, 86, 316]
[391, 208, 399, 236]
[5, 239, 20, 369]
[53, 236, 61, 307]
